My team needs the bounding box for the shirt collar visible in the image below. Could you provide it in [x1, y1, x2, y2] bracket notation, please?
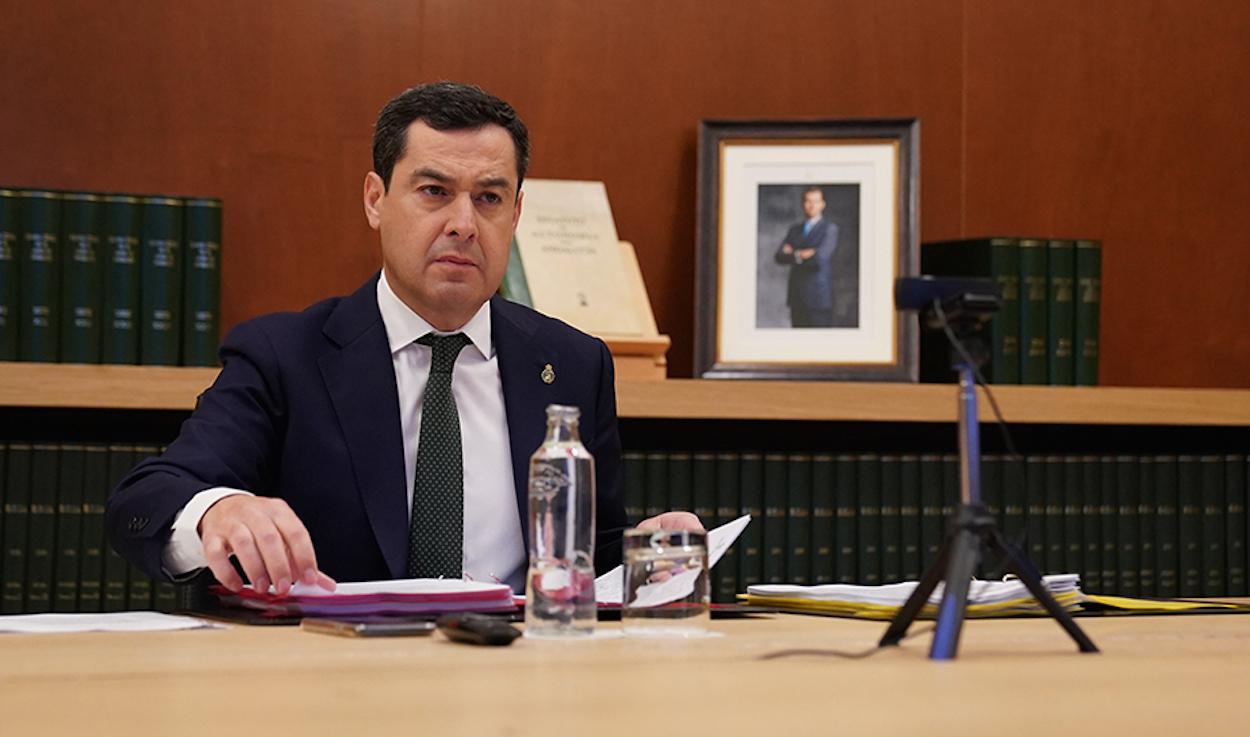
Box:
[376, 269, 492, 360]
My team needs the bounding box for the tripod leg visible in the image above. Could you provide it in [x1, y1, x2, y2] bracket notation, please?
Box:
[879, 537, 952, 647]
[929, 527, 982, 660]
[988, 530, 1099, 654]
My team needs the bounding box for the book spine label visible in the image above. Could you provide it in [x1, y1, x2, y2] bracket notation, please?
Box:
[19, 192, 63, 362]
[1137, 457, 1157, 597]
[59, 195, 104, 364]
[1099, 457, 1118, 595]
[1063, 457, 1084, 576]
[103, 445, 135, 611]
[25, 445, 60, 612]
[919, 455, 943, 570]
[0, 191, 19, 360]
[1026, 456, 1047, 569]
[1044, 456, 1065, 574]
[857, 455, 881, 585]
[1074, 240, 1101, 385]
[139, 198, 183, 366]
[78, 444, 110, 611]
[786, 454, 812, 585]
[991, 240, 1022, 384]
[182, 199, 222, 367]
[1046, 239, 1076, 385]
[102, 197, 141, 364]
[1018, 238, 1048, 384]
[1116, 456, 1140, 597]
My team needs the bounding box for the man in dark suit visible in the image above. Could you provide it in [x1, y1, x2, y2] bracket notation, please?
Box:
[106, 82, 697, 595]
[774, 186, 839, 327]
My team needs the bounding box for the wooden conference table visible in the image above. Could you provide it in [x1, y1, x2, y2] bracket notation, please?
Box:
[2, 611, 1248, 736]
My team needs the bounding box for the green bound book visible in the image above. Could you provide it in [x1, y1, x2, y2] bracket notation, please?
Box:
[691, 453, 716, 534]
[1200, 455, 1225, 597]
[1116, 455, 1139, 597]
[899, 455, 922, 582]
[19, 190, 63, 362]
[1026, 456, 1046, 570]
[128, 566, 153, 610]
[54, 444, 85, 612]
[154, 581, 178, 612]
[1046, 239, 1075, 385]
[857, 454, 881, 585]
[977, 454, 1002, 580]
[1154, 456, 1180, 598]
[919, 237, 1020, 383]
[714, 453, 741, 602]
[833, 455, 857, 583]
[498, 236, 533, 306]
[1080, 456, 1102, 593]
[1063, 456, 1083, 576]
[919, 454, 943, 569]
[25, 444, 59, 612]
[762, 453, 788, 584]
[941, 454, 960, 531]
[1002, 456, 1027, 555]
[59, 193, 104, 364]
[1227, 455, 1247, 596]
[1018, 237, 1048, 384]
[786, 454, 812, 584]
[1074, 239, 1101, 385]
[103, 445, 135, 611]
[622, 452, 645, 525]
[879, 455, 902, 584]
[0, 189, 19, 359]
[643, 452, 667, 518]
[667, 452, 692, 512]
[811, 454, 836, 584]
[1177, 455, 1202, 597]
[1044, 455, 1065, 574]
[3, 443, 32, 613]
[1099, 457, 1118, 595]
[139, 197, 184, 365]
[78, 444, 109, 612]
[101, 195, 142, 364]
[182, 198, 222, 366]
[1137, 456, 1157, 597]
[738, 453, 764, 589]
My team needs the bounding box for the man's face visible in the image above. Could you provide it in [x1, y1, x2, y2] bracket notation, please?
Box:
[802, 190, 826, 219]
[363, 121, 522, 330]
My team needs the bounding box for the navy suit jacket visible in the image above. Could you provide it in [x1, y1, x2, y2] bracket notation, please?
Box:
[774, 218, 839, 311]
[106, 274, 626, 584]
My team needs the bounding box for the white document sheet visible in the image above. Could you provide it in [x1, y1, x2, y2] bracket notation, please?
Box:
[0, 611, 225, 634]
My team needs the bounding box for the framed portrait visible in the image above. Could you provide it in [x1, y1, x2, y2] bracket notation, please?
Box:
[694, 119, 919, 381]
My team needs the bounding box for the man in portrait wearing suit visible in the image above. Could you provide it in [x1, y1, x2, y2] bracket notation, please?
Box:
[774, 186, 839, 328]
[106, 82, 698, 595]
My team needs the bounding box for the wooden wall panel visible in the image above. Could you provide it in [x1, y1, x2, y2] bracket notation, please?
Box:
[1, 0, 1246, 387]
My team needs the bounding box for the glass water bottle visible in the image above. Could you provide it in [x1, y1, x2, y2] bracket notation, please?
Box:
[524, 404, 597, 637]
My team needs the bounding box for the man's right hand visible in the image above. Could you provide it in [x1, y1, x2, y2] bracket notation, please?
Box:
[199, 495, 336, 595]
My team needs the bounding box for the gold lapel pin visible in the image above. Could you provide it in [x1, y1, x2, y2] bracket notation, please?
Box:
[541, 363, 555, 384]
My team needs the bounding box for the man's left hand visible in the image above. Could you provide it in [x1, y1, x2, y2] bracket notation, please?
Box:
[636, 511, 705, 532]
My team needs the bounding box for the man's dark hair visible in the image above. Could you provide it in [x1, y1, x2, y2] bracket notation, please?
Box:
[803, 185, 824, 198]
[372, 81, 530, 191]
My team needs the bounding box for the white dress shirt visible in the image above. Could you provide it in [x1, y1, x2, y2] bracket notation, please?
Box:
[162, 271, 527, 589]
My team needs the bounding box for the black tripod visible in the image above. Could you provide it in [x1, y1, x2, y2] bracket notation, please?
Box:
[880, 295, 1098, 659]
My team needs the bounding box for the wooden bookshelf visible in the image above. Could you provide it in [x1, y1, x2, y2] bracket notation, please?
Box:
[3, 362, 1249, 426]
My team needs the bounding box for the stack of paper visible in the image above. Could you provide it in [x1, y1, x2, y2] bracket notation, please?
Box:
[745, 574, 1085, 620]
[213, 578, 517, 616]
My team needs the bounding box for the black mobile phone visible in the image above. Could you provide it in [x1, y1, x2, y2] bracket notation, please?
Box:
[300, 618, 438, 638]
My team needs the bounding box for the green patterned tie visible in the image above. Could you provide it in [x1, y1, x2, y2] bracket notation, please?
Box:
[407, 332, 472, 579]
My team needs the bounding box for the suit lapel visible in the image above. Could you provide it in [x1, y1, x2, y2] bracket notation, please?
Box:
[318, 275, 409, 579]
[491, 297, 560, 551]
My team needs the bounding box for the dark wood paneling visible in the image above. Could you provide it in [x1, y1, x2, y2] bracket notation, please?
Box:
[963, 0, 1250, 387]
[1, 0, 1246, 386]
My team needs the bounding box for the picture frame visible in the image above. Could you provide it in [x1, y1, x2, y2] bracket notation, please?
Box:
[694, 118, 919, 381]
